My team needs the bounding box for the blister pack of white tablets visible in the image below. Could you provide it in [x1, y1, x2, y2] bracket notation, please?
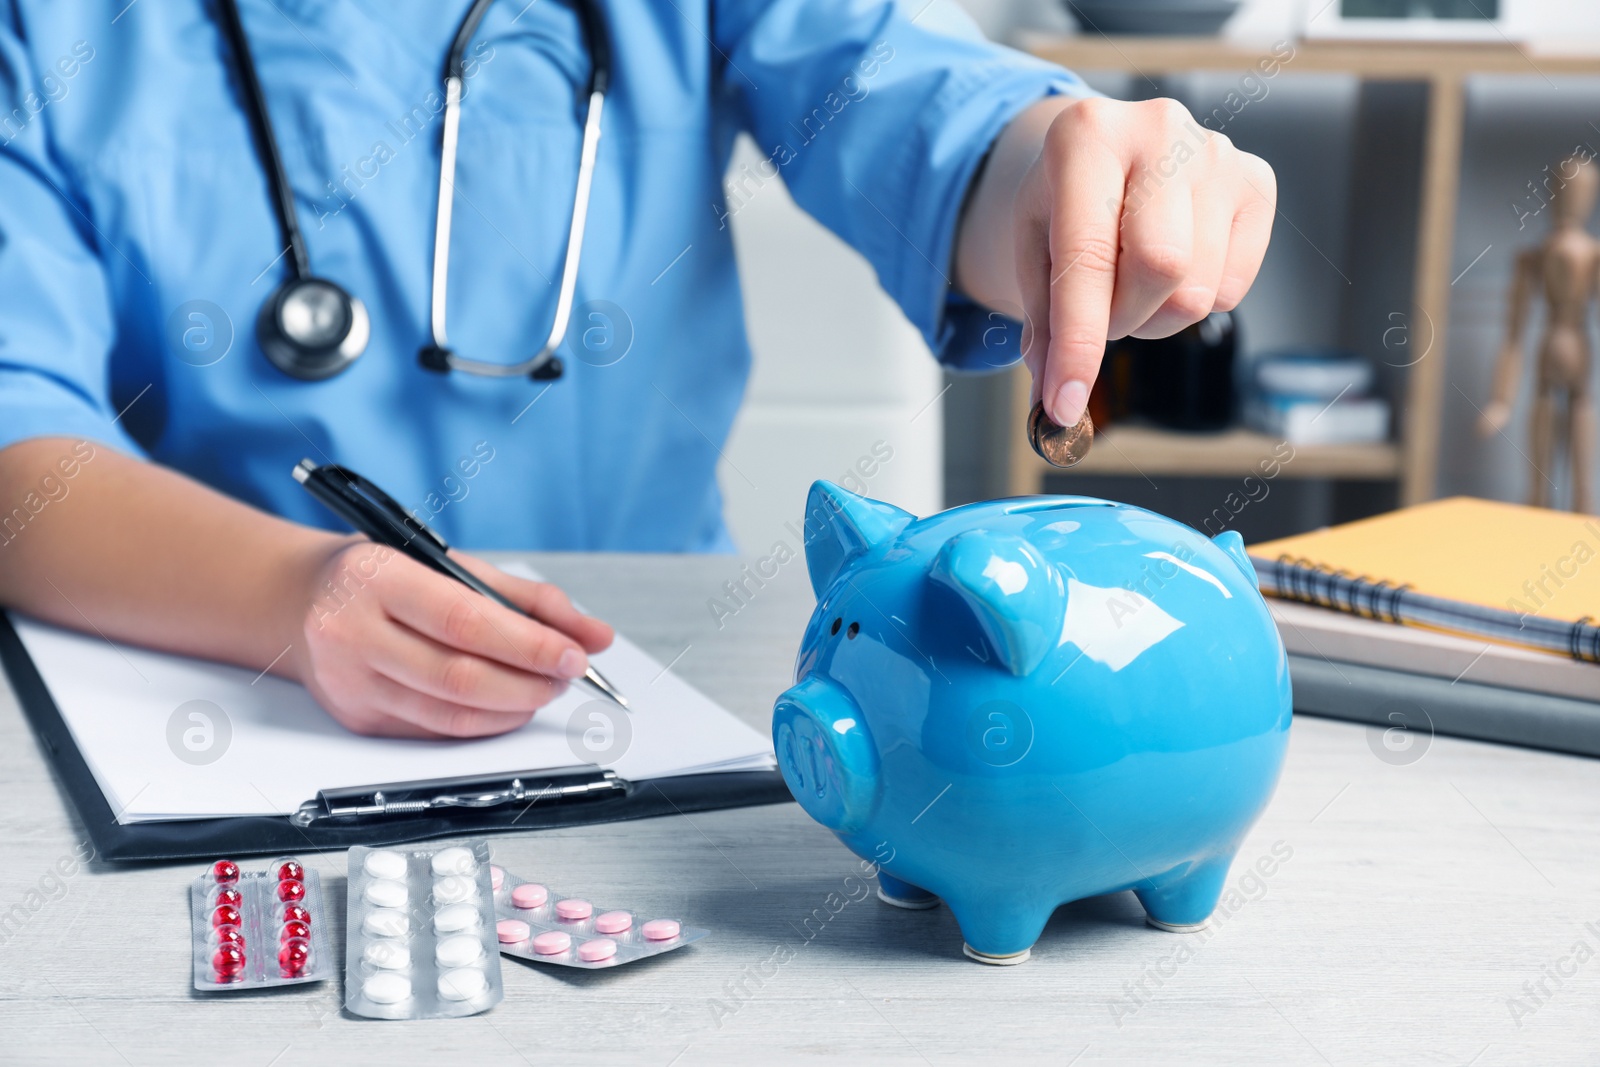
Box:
[490, 863, 709, 969]
[190, 857, 332, 991]
[344, 842, 503, 1019]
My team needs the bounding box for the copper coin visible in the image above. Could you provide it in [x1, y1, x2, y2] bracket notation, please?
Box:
[1027, 401, 1094, 468]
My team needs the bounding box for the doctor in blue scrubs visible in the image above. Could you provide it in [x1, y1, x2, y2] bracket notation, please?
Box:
[0, 0, 1274, 737]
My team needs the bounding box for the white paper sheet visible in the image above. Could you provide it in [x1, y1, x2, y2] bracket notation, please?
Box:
[11, 565, 774, 824]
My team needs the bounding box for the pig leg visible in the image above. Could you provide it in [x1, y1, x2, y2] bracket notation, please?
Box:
[945, 896, 1051, 965]
[1135, 853, 1235, 931]
[876, 872, 939, 910]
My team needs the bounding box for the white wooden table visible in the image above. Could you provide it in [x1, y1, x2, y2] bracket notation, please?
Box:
[1, 553, 1596, 1065]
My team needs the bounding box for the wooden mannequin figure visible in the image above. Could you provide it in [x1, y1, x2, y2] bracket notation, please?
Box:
[1479, 152, 1599, 513]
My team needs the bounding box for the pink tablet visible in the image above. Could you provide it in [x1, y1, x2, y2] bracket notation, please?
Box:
[577, 938, 617, 962]
[641, 919, 681, 941]
[554, 898, 593, 921]
[496, 919, 531, 944]
[594, 911, 632, 934]
[531, 931, 571, 956]
[510, 883, 548, 909]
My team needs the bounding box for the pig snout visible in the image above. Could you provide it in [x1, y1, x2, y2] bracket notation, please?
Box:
[773, 675, 881, 834]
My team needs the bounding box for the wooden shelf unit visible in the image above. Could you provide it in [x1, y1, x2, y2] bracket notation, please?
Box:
[1004, 369, 1400, 493]
[1007, 36, 1600, 501]
[1016, 424, 1400, 483]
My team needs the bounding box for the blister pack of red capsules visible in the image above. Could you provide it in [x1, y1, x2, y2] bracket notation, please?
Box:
[189, 858, 332, 990]
[490, 862, 709, 969]
[344, 842, 504, 1019]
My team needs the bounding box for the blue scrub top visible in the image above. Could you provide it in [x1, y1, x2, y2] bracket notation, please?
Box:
[0, 0, 1079, 551]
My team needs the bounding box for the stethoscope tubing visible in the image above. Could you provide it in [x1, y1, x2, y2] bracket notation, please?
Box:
[427, 87, 605, 377]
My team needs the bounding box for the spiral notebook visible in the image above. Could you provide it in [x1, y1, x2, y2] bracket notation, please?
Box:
[1248, 497, 1600, 664]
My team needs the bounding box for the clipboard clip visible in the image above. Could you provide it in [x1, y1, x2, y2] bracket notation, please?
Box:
[291, 765, 629, 827]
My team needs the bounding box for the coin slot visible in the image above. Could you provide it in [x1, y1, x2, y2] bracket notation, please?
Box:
[997, 499, 1115, 515]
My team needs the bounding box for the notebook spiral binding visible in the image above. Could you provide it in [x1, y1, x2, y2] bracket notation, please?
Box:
[1272, 554, 1409, 624]
[1263, 554, 1600, 665]
[1572, 616, 1600, 664]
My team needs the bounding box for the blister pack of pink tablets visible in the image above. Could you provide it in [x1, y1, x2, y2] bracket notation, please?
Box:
[189, 857, 332, 991]
[490, 863, 709, 969]
[344, 841, 504, 1019]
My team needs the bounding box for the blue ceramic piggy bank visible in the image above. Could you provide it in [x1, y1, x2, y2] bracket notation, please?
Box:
[772, 482, 1292, 964]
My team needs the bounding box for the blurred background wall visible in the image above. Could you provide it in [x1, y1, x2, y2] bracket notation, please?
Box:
[719, 137, 944, 555]
[718, 0, 1600, 550]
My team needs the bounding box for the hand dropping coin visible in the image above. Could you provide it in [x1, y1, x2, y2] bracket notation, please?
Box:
[1027, 401, 1094, 468]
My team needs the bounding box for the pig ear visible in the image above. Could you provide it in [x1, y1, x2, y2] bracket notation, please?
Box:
[803, 480, 915, 598]
[1211, 530, 1260, 590]
[930, 530, 1065, 676]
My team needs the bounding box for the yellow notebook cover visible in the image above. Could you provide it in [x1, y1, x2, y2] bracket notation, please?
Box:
[1248, 497, 1600, 625]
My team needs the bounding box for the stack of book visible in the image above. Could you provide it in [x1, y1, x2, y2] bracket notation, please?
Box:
[1242, 351, 1390, 445]
[1248, 497, 1600, 757]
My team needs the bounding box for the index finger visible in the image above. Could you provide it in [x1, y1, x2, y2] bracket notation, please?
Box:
[1041, 116, 1128, 427]
[379, 557, 590, 681]
[453, 553, 614, 654]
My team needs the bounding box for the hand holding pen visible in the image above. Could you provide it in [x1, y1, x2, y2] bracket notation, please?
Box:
[286, 460, 624, 739]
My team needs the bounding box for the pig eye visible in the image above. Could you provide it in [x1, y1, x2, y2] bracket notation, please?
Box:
[846, 622, 860, 639]
[830, 618, 841, 636]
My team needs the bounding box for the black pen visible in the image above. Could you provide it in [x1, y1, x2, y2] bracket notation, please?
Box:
[292, 459, 629, 710]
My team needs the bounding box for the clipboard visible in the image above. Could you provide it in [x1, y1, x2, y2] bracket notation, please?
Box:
[0, 615, 792, 863]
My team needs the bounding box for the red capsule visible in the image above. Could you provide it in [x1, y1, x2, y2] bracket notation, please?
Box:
[280, 919, 310, 944]
[211, 860, 240, 886]
[213, 887, 242, 909]
[212, 904, 242, 930]
[211, 926, 245, 949]
[276, 879, 305, 903]
[278, 939, 310, 978]
[281, 903, 310, 925]
[277, 860, 304, 882]
[213, 944, 246, 981]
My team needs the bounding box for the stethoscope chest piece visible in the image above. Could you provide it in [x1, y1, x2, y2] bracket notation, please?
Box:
[257, 277, 371, 381]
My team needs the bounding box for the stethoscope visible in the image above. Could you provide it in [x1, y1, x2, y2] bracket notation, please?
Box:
[215, 0, 610, 382]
